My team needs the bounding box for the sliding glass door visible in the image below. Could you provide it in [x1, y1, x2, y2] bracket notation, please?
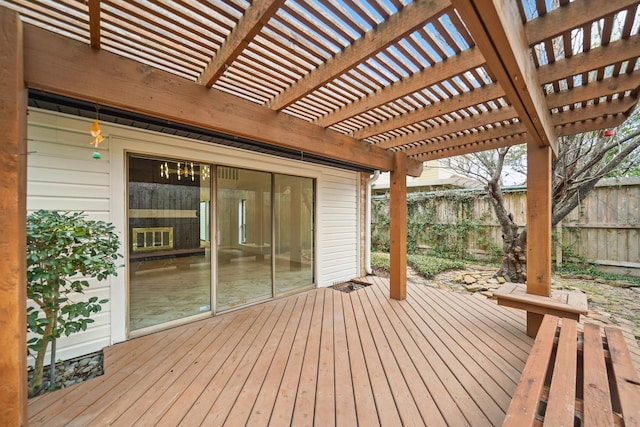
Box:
[216, 167, 272, 310]
[127, 156, 315, 329]
[128, 155, 211, 332]
[274, 174, 315, 295]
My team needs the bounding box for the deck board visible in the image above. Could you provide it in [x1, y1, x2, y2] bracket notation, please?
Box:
[28, 279, 536, 426]
[358, 285, 438, 426]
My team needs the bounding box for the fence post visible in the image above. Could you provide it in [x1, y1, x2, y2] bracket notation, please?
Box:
[556, 220, 563, 268]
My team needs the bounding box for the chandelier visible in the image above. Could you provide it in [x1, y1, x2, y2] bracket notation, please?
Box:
[159, 161, 210, 182]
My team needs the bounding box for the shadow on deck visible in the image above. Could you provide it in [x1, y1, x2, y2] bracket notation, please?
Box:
[28, 277, 534, 426]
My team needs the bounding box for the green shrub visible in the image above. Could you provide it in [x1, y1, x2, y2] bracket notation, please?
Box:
[27, 210, 121, 396]
[371, 252, 465, 279]
[371, 252, 390, 272]
[407, 254, 466, 278]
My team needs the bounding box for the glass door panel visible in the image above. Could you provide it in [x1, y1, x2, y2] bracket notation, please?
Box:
[128, 156, 211, 332]
[216, 167, 272, 309]
[274, 174, 315, 295]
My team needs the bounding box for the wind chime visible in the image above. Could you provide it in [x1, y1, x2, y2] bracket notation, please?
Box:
[89, 105, 104, 159]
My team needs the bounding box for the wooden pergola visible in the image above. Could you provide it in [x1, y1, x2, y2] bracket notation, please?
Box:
[1, 0, 639, 424]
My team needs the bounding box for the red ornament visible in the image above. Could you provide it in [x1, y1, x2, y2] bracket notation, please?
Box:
[604, 129, 615, 137]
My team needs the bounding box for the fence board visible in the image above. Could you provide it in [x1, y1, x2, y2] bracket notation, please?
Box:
[372, 178, 640, 276]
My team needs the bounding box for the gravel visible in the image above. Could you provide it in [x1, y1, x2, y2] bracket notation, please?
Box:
[28, 351, 104, 397]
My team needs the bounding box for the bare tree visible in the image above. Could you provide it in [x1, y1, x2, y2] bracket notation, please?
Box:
[443, 108, 640, 282]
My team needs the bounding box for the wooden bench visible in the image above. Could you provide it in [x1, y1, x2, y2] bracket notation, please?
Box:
[503, 315, 640, 426]
[495, 282, 588, 336]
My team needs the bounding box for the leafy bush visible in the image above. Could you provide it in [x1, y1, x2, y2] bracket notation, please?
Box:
[371, 252, 390, 272]
[407, 254, 466, 278]
[371, 252, 465, 279]
[27, 210, 121, 396]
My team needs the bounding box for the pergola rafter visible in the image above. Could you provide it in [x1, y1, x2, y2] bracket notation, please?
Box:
[197, 0, 286, 87]
[88, 0, 100, 48]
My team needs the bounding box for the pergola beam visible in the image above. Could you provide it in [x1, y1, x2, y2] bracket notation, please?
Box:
[555, 98, 638, 124]
[555, 115, 628, 137]
[0, 8, 28, 426]
[389, 73, 639, 150]
[267, 0, 451, 111]
[198, 0, 285, 87]
[315, 47, 485, 127]
[22, 25, 423, 177]
[316, 0, 637, 133]
[452, 0, 557, 153]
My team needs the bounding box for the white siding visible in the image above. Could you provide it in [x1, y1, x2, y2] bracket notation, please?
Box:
[317, 170, 360, 287]
[27, 109, 113, 364]
[27, 108, 362, 360]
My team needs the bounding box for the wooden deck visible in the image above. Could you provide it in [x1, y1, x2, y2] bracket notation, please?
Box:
[29, 277, 536, 426]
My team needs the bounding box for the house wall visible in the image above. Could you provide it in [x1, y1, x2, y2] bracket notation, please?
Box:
[27, 108, 360, 362]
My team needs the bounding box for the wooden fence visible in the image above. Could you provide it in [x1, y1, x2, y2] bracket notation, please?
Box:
[372, 177, 640, 277]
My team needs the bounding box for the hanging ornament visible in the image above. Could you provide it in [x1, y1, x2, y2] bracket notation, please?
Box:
[90, 119, 104, 159]
[604, 129, 616, 137]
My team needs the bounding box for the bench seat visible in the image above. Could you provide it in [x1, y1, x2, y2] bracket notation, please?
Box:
[503, 315, 640, 426]
[495, 282, 588, 321]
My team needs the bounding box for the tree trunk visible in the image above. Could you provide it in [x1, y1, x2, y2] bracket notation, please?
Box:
[485, 172, 527, 283]
[29, 309, 54, 397]
[496, 228, 527, 283]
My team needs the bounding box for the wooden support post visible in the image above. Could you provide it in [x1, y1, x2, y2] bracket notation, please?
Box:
[389, 152, 407, 300]
[526, 140, 552, 337]
[0, 7, 28, 426]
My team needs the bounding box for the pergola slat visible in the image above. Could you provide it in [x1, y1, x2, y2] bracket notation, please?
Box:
[353, 82, 505, 140]
[315, 47, 485, 127]
[267, 0, 451, 111]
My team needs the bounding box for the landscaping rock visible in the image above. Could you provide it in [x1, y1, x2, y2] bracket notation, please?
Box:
[28, 351, 104, 397]
[463, 275, 477, 285]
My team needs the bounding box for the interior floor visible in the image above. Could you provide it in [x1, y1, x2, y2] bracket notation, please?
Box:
[129, 254, 313, 331]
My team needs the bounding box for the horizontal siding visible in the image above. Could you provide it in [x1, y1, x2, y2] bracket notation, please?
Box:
[27, 109, 113, 363]
[317, 171, 359, 287]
